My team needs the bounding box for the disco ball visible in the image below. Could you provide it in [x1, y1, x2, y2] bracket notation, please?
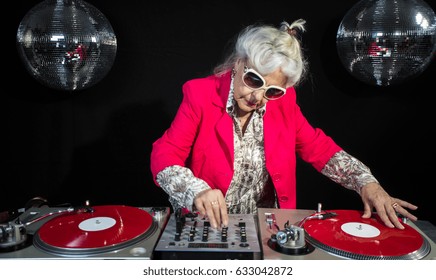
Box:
[16, 0, 117, 91]
[336, 0, 436, 86]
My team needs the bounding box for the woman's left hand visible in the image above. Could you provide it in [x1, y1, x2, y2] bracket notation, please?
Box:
[360, 182, 418, 229]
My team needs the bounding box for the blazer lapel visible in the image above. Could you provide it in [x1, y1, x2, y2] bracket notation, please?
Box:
[263, 105, 280, 166]
[213, 71, 234, 165]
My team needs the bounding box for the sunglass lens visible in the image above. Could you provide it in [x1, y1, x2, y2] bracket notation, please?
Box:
[244, 71, 264, 88]
[265, 88, 285, 99]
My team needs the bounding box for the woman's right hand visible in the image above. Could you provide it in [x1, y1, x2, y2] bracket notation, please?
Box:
[194, 189, 228, 229]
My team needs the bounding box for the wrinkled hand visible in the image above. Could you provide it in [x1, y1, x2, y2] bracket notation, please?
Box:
[194, 189, 228, 228]
[360, 182, 418, 229]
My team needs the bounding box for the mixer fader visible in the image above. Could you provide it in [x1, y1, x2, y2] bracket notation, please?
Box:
[153, 209, 262, 259]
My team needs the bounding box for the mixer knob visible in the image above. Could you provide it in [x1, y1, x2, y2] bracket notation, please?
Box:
[202, 233, 208, 242]
[241, 234, 247, 243]
[221, 227, 228, 242]
[202, 228, 209, 242]
[240, 226, 247, 242]
[174, 232, 181, 241]
[189, 229, 196, 241]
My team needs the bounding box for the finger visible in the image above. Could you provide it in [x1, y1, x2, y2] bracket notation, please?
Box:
[211, 190, 228, 227]
[220, 206, 229, 227]
[398, 209, 418, 222]
[386, 206, 404, 229]
[374, 203, 395, 229]
[396, 199, 418, 212]
[211, 200, 222, 228]
[213, 195, 228, 227]
[361, 202, 372, 219]
[205, 201, 219, 229]
[387, 202, 405, 229]
[392, 198, 418, 216]
[216, 200, 228, 227]
[391, 200, 418, 222]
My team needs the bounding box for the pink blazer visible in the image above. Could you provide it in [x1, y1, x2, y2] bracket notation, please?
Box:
[151, 71, 342, 209]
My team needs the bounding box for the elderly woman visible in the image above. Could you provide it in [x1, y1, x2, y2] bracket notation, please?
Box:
[150, 19, 417, 229]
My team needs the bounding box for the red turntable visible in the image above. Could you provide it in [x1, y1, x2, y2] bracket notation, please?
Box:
[34, 205, 156, 256]
[303, 210, 430, 260]
[258, 207, 436, 260]
[0, 204, 170, 259]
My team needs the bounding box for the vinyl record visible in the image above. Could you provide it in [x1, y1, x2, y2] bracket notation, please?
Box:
[34, 205, 156, 256]
[303, 210, 430, 260]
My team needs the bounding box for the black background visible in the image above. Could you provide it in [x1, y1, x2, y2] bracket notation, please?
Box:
[4, 0, 436, 225]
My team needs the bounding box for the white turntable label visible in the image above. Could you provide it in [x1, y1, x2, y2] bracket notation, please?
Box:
[341, 222, 380, 238]
[78, 217, 116, 232]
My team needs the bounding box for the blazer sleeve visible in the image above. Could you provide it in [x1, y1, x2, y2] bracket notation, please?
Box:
[150, 79, 203, 184]
[294, 103, 342, 172]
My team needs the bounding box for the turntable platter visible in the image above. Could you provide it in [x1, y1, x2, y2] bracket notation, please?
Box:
[33, 205, 157, 256]
[303, 210, 430, 260]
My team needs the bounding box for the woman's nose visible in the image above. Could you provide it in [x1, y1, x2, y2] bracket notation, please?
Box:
[250, 89, 264, 101]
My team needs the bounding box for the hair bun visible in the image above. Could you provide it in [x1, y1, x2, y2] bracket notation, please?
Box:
[280, 19, 306, 36]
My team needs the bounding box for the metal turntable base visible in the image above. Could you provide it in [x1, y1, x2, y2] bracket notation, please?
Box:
[257, 208, 436, 260]
[0, 206, 170, 259]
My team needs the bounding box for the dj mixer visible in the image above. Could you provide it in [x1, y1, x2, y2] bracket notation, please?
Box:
[153, 209, 262, 259]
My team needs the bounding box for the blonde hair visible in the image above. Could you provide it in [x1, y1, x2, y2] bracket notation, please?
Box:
[214, 19, 307, 87]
